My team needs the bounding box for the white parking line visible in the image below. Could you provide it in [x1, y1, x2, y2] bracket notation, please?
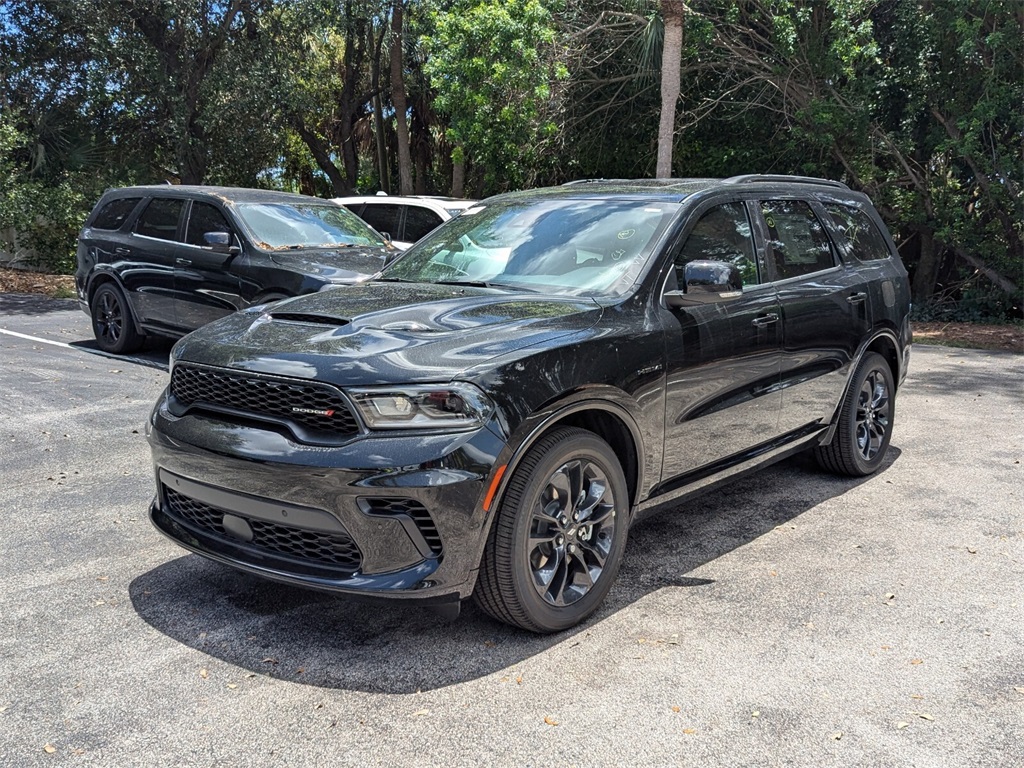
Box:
[0, 328, 168, 370]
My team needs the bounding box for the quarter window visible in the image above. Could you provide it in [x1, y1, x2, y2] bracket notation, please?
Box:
[824, 204, 892, 261]
[186, 202, 233, 246]
[676, 202, 759, 287]
[92, 198, 141, 230]
[759, 200, 835, 279]
[135, 198, 184, 241]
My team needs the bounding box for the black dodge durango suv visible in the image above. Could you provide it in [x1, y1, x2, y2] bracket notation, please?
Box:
[147, 176, 912, 632]
[76, 186, 392, 353]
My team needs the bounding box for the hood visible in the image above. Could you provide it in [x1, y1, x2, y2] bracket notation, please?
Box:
[172, 282, 604, 386]
[267, 246, 392, 283]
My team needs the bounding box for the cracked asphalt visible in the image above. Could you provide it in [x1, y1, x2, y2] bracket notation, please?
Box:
[1, 293, 1021, 767]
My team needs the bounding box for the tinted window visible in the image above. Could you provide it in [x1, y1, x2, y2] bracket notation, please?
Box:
[358, 204, 402, 239]
[186, 202, 232, 246]
[135, 198, 184, 241]
[403, 206, 444, 242]
[676, 202, 759, 287]
[92, 198, 141, 230]
[759, 200, 835, 279]
[234, 203, 384, 248]
[825, 204, 892, 261]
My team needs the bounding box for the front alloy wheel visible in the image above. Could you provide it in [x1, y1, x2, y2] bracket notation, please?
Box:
[475, 426, 629, 633]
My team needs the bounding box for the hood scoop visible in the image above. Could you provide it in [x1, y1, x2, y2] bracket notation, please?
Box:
[269, 311, 351, 327]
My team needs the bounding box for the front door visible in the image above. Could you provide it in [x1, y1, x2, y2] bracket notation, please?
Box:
[660, 201, 784, 486]
[174, 200, 244, 331]
[125, 197, 186, 333]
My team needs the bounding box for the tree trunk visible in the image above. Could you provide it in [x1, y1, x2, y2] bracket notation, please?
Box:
[656, 1, 685, 178]
[370, 24, 390, 193]
[911, 228, 940, 304]
[451, 147, 465, 198]
[294, 120, 350, 195]
[390, 0, 414, 195]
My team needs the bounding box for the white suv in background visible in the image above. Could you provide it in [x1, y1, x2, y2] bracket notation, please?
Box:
[333, 195, 478, 249]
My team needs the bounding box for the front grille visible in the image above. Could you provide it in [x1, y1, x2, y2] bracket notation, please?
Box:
[362, 497, 442, 555]
[170, 363, 359, 439]
[164, 487, 362, 574]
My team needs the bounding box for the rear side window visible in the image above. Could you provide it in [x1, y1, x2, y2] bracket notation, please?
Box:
[91, 198, 141, 230]
[824, 204, 893, 261]
[358, 204, 402, 239]
[135, 198, 185, 241]
[186, 202, 232, 246]
[759, 200, 835, 280]
[403, 206, 444, 242]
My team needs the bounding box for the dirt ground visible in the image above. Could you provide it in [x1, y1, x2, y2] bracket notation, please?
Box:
[2, 266, 1020, 353]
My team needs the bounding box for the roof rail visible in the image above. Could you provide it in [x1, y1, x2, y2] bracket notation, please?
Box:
[723, 174, 849, 190]
[561, 178, 618, 186]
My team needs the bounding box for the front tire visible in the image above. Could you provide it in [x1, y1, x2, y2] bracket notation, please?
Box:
[815, 351, 895, 477]
[474, 427, 630, 633]
[90, 283, 143, 354]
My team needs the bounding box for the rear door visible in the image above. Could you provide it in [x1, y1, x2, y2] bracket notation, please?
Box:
[753, 198, 872, 435]
[174, 200, 245, 330]
[660, 200, 784, 484]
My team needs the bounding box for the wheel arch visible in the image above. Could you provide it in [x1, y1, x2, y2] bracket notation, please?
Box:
[487, 396, 646, 520]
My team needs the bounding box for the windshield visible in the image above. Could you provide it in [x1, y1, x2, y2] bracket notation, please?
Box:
[381, 198, 678, 296]
[235, 203, 385, 249]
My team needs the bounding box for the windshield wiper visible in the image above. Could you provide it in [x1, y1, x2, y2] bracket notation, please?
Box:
[433, 280, 507, 289]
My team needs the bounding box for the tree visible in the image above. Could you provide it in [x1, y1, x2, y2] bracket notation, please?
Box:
[656, 1, 686, 177]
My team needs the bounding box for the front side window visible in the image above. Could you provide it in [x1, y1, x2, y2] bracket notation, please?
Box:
[234, 203, 385, 249]
[92, 197, 141, 230]
[824, 203, 893, 261]
[403, 206, 443, 242]
[759, 200, 835, 279]
[382, 199, 678, 297]
[135, 198, 185, 241]
[186, 202, 233, 246]
[675, 202, 759, 288]
[358, 204, 402, 239]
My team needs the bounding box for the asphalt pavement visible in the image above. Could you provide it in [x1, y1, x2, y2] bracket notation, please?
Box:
[1, 293, 1021, 767]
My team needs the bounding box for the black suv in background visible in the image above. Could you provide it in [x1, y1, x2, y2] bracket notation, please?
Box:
[75, 186, 392, 353]
[147, 176, 912, 633]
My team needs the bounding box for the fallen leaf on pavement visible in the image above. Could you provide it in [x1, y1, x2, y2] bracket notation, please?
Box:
[916, 713, 934, 721]
[671, 706, 681, 713]
[683, 728, 696, 735]
[910, 659, 923, 665]
[43, 744, 56, 754]
[751, 711, 760, 718]
[412, 709, 429, 717]
[1014, 687, 1024, 695]
[515, 675, 523, 685]
[967, 547, 977, 554]
[831, 731, 843, 741]
[227, 683, 238, 690]
[544, 716, 559, 726]
[896, 722, 910, 729]
[262, 658, 279, 665]
[199, 668, 208, 679]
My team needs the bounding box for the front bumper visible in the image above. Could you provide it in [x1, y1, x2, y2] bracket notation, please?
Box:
[148, 399, 508, 603]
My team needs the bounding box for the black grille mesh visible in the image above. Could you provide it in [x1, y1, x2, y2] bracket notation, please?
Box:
[170, 363, 358, 437]
[164, 487, 362, 573]
[362, 497, 442, 555]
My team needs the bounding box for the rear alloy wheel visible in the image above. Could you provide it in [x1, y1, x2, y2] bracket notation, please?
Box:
[815, 351, 895, 477]
[90, 283, 143, 354]
[475, 427, 629, 633]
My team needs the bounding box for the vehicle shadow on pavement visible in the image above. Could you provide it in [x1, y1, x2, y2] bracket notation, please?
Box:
[128, 449, 901, 693]
[0, 293, 79, 315]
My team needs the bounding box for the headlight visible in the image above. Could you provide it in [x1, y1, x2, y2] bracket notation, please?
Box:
[348, 382, 493, 430]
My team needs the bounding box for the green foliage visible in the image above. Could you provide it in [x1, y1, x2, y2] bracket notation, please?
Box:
[422, 0, 565, 192]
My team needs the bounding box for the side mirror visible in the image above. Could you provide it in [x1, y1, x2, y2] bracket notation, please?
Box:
[664, 260, 744, 308]
[202, 231, 238, 254]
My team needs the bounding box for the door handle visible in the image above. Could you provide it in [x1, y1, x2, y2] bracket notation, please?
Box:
[114, 247, 130, 255]
[751, 313, 779, 327]
[175, 257, 192, 266]
[846, 292, 867, 304]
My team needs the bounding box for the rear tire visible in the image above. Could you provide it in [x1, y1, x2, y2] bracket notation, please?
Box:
[815, 352, 895, 477]
[90, 283, 143, 354]
[474, 427, 629, 633]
